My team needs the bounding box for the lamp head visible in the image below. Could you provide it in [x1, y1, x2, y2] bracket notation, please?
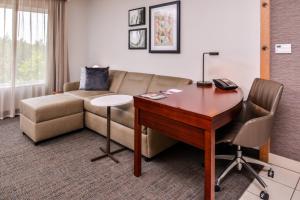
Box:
[208, 52, 219, 56]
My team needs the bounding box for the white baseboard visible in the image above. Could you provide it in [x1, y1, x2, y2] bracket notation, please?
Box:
[269, 153, 300, 174]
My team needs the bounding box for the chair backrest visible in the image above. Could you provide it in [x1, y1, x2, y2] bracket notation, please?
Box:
[233, 78, 283, 148]
[247, 78, 283, 115]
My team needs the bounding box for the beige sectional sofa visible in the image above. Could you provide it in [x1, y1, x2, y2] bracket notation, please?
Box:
[20, 70, 192, 159]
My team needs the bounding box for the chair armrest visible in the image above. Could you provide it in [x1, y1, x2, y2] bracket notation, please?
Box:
[233, 115, 273, 148]
[63, 81, 80, 92]
[236, 101, 248, 122]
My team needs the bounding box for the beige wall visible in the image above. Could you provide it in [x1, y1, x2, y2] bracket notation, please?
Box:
[67, 0, 260, 96]
[66, 0, 89, 81]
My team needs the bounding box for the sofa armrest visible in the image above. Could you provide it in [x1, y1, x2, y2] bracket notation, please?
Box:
[63, 81, 80, 92]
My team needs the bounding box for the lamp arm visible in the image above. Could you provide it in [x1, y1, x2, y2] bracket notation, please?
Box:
[198, 52, 219, 86]
[202, 53, 206, 83]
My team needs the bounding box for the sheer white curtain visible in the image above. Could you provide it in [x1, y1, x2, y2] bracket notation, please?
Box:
[0, 0, 68, 120]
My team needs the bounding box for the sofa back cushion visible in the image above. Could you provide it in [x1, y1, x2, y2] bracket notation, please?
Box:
[118, 72, 154, 96]
[109, 70, 127, 93]
[147, 75, 192, 93]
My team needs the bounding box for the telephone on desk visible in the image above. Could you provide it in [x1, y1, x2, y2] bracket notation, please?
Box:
[213, 79, 238, 90]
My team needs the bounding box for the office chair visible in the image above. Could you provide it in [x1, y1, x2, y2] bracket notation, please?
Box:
[215, 78, 283, 200]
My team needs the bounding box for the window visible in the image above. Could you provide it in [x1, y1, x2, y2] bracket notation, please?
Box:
[0, 8, 13, 87]
[16, 11, 48, 86]
[0, 7, 48, 87]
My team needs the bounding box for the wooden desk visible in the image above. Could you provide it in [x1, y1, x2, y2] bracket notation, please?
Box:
[133, 84, 243, 200]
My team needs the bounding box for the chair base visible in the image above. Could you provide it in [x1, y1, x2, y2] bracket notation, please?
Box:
[216, 146, 274, 200]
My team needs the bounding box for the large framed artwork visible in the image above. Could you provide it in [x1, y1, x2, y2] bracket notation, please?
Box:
[149, 1, 180, 53]
[129, 28, 147, 49]
[128, 7, 146, 27]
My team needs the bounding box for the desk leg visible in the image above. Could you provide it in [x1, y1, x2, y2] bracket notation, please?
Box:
[204, 130, 215, 200]
[134, 108, 142, 177]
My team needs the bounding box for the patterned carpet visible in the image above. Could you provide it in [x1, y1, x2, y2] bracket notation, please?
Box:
[0, 118, 258, 200]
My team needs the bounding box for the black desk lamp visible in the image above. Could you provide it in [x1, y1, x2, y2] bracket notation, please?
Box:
[197, 52, 220, 87]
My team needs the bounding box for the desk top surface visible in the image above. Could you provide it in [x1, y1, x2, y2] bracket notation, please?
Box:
[134, 84, 244, 119]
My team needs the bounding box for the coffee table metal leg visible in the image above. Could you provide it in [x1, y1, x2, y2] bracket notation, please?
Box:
[91, 106, 127, 163]
[91, 147, 127, 162]
[91, 154, 109, 162]
[107, 106, 111, 154]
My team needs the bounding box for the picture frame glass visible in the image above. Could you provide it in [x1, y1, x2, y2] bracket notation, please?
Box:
[129, 8, 145, 26]
[150, 3, 179, 52]
[129, 29, 147, 49]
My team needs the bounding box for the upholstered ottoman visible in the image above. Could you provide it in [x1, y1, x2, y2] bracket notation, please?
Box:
[20, 94, 84, 144]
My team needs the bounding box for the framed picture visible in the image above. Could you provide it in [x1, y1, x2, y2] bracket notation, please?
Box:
[129, 28, 147, 49]
[128, 7, 146, 27]
[149, 1, 180, 53]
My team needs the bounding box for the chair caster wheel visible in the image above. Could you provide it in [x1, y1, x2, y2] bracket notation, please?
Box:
[260, 191, 269, 200]
[268, 169, 274, 178]
[215, 185, 221, 192]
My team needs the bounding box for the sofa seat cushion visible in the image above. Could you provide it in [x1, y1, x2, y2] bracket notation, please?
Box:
[20, 94, 83, 123]
[111, 103, 134, 129]
[65, 90, 112, 99]
[147, 75, 192, 93]
[84, 96, 134, 129]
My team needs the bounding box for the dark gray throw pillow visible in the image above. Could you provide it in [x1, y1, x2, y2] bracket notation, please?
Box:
[79, 67, 88, 89]
[79, 67, 109, 90]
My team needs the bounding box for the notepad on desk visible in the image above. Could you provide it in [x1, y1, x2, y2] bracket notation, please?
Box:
[140, 93, 167, 100]
[160, 88, 183, 95]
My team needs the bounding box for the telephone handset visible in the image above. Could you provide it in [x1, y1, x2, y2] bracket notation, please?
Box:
[213, 79, 238, 90]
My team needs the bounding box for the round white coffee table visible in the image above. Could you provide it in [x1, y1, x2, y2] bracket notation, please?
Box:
[90, 94, 133, 163]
